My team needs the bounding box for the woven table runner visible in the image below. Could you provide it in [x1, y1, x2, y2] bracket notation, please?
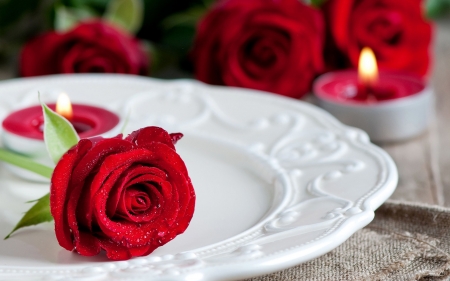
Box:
[245, 200, 450, 281]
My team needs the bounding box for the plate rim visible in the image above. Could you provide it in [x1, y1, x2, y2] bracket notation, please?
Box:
[0, 74, 398, 281]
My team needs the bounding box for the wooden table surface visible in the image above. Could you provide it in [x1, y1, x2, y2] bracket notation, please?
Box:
[381, 20, 450, 206]
[1, 21, 449, 207]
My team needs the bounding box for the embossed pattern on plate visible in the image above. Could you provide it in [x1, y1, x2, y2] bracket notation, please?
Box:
[0, 74, 397, 281]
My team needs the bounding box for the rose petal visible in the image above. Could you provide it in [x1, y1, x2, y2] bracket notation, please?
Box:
[122, 174, 175, 224]
[169, 133, 183, 145]
[66, 138, 132, 252]
[75, 231, 101, 256]
[115, 182, 165, 223]
[126, 127, 178, 150]
[51, 139, 92, 251]
[20, 33, 66, 76]
[98, 238, 132, 261]
[106, 165, 167, 218]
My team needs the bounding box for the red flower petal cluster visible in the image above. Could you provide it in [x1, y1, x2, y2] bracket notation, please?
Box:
[50, 127, 195, 260]
[322, 0, 432, 77]
[192, 0, 324, 99]
[21, 21, 148, 76]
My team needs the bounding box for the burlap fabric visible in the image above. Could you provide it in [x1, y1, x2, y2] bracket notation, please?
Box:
[245, 200, 450, 281]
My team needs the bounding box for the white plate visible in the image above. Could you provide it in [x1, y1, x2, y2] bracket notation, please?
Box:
[0, 74, 398, 281]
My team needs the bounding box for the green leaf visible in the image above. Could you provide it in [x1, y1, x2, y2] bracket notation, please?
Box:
[201, 0, 215, 7]
[4, 194, 53, 239]
[426, 0, 450, 18]
[104, 0, 144, 34]
[68, 0, 110, 13]
[0, 0, 40, 29]
[310, 0, 328, 7]
[162, 6, 207, 30]
[55, 6, 78, 32]
[54, 5, 96, 32]
[160, 25, 196, 52]
[144, 41, 178, 73]
[0, 148, 53, 179]
[41, 102, 79, 164]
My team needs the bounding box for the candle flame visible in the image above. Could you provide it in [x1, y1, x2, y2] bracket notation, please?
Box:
[56, 93, 73, 121]
[358, 47, 378, 86]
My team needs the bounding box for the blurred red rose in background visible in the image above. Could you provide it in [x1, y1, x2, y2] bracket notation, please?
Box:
[192, 0, 324, 99]
[20, 21, 148, 77]
[323, 0, 432, 77]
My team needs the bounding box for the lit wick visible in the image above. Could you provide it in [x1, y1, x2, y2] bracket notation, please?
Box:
[54, 93, 93, 134]
[358, 47, 378, 87]
[56, 93, 73, 121]
[355, 47, 396, 101]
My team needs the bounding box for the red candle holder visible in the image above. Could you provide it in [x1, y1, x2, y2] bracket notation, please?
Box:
[1, 104, 120, 181]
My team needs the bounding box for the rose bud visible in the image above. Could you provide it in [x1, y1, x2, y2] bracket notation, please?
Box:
[50, 127, 195, 260]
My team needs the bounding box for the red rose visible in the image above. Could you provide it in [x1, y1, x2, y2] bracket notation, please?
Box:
[50, 127, 195, 260]
[192, 0, 324, 99]
[323, 0, 433, 77]
[20, 21, 148, 76]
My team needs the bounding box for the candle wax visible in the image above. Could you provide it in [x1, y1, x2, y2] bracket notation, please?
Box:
[2, 104, 120, 140]
[316, 70, 425, 104]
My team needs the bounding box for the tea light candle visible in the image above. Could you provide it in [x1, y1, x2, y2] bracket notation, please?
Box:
[1, 93, 120, 181]
[313, 47, 433, 142]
